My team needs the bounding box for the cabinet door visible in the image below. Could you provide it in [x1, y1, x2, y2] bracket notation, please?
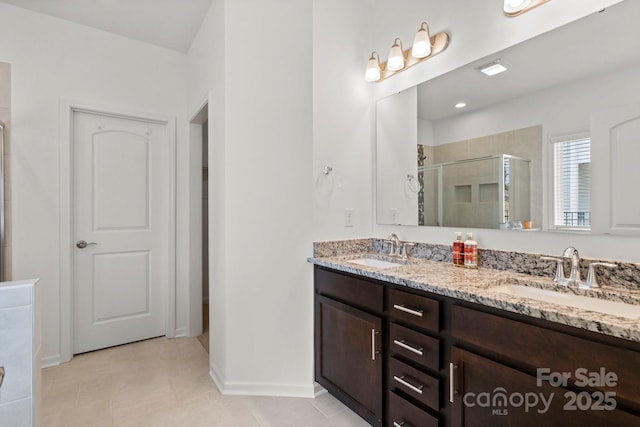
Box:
[450, 347, 639, 427]
[591, 104, 640, 235]
[315, 295, 382, 426]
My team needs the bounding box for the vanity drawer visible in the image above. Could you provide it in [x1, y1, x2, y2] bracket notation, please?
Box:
[387, 390, 438, 427]
[388, 288, 439, 332]
[451, 305, 640, 408]
[388, 357, 439, 410]
[389, 322, 439, 371]
[315, 267, 383, 313]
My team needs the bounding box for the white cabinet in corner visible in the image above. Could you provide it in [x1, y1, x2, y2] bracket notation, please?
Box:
[591, 104, 640, 235]
[0, 279, 41, 427]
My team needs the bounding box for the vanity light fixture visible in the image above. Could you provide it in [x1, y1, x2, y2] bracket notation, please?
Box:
[479, 60, 508, 76]
[365, 21, 449, 83]
[455, 102, 467, 109]
[411, 22, 432, 58]
[504, 0, 551, 17]
[387, 38, 405, 71]
[365, 52, 382, 82]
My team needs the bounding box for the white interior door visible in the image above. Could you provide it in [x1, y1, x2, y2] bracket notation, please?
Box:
[73, 111, 170, 354]
[591, 104, 640, 235]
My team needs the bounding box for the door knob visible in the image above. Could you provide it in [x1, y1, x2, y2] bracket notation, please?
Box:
[76, 240, 98, 249]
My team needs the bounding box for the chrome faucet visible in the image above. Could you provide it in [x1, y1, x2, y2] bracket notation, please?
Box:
[584, 262, 617, 288]
[386, 233, 401, 256]
[540, 255, 566, 283]
[544, 247, 618, 288]
[562, 246, 581, 286]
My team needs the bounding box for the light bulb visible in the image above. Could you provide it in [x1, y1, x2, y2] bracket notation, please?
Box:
[387, 39, 405, 71]
[504, 0, 532, 13]
[411, 22, 432, 59]
[364, 52, 381, 82]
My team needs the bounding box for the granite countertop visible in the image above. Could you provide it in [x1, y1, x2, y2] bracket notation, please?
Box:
[308, 254, 640, 343]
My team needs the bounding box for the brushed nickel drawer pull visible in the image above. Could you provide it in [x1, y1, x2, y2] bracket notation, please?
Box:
[371, 329, 379, 361]
[393, 375, 424, 395]
[0, 366, 4, 388]
[450, 363, 459, 403]
[394, 422, 412, 427]
[393, 339, 424, 356]
[393, 304, 424, 317]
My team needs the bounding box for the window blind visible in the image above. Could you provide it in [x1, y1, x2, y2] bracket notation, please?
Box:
[552, 138, 591, 228]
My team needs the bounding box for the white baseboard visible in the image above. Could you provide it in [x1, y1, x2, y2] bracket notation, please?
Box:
[42, 354, 61, 368]
[174, 327, 188, 337]
[209, 364, 315, 398]
[209, 362, 225, 395]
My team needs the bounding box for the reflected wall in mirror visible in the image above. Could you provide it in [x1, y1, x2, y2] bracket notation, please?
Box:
[376, 86, 419, 225]
[417, 126, 540, 229]
[375, 0, 640, 231]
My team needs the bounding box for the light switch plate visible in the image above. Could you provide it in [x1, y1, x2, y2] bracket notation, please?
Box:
[389, 208, 398, 224]
[344, 208, 354, 227]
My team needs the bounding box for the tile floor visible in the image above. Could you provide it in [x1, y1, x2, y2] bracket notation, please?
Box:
[42, 337, 370, 427]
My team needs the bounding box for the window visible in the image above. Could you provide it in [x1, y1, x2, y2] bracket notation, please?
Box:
[552, 136, 591, 229]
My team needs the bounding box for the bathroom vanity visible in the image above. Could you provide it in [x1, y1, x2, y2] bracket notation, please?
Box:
[311, 250, 640, 427]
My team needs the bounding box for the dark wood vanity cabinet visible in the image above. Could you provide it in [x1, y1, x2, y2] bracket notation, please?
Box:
[386, 288, 441, 427]
[450, 305, 640, 426]
[313, 266, 640, 427]
[315, 267, 442, 427]
[450, 346, 639, 427]
[315, 268, 384, 426]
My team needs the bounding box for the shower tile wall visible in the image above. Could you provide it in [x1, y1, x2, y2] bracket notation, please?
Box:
[0, 62, 10, 279]
[433, 125, 542, 228]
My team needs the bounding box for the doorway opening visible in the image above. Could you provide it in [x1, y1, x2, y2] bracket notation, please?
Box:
[200, 119, 209, 352]
[190, 102, 209, 352]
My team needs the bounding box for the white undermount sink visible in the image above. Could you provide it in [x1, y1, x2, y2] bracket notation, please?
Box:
[347, 257, 404, 270]
[489, 284, 640, 320]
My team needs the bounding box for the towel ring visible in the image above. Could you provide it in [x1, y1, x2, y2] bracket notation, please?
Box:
[406, 174, 421, 193]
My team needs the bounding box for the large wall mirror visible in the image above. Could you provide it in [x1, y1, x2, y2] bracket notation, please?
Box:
[376, 0, 640, 232]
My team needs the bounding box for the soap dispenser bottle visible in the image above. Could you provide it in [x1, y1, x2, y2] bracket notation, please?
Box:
[453, 232, 464, 266]
[464, 232, 478, 269]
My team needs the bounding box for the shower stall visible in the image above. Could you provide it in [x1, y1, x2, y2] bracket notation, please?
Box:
[418, 154, 531, 229]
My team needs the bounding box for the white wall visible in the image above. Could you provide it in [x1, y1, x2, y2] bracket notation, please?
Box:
[313, 0, 374, 240]
[0, 3, 190, 365]
[370, 0, 640, 263]
[187, 0, 375, 397]
[188, 0, 317, 397]
[187, 0, 228, 383]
